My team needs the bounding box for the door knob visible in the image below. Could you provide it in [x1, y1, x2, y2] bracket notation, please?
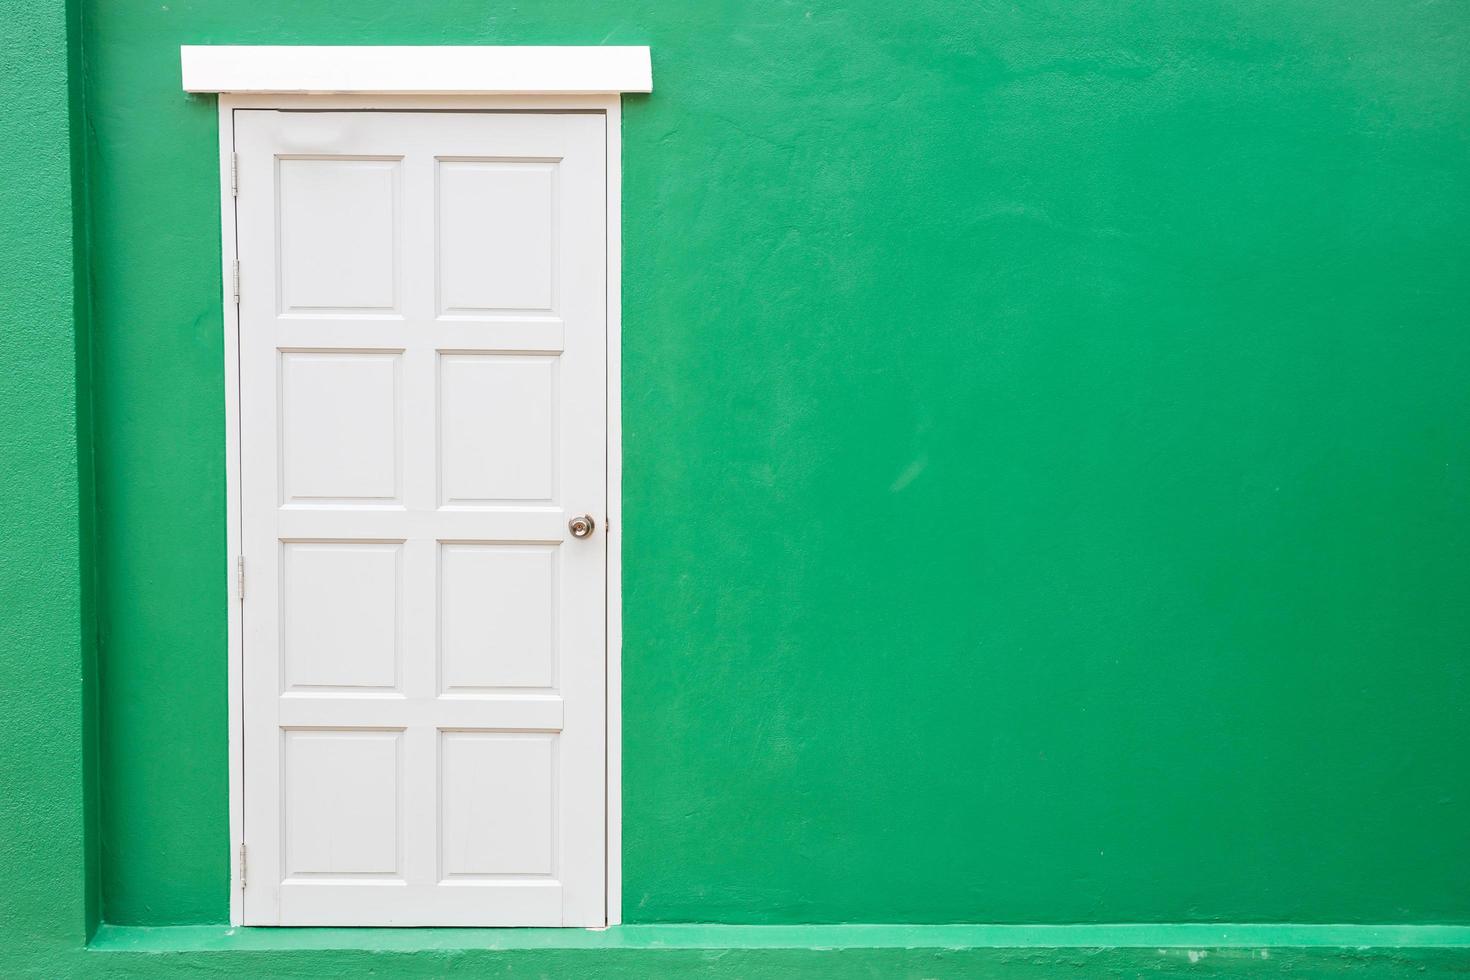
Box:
[568, 514, 596, 538]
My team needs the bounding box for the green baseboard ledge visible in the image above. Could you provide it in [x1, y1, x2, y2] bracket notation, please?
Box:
[79, 923, 1470, 979]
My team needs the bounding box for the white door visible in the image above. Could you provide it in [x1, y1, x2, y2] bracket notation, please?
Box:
[235, 110, 606, 926]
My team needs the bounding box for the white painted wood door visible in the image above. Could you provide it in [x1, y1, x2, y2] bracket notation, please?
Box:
[235, 110, 606, 926]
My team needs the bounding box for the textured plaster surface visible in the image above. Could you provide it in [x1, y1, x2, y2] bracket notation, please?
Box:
[0, 0, 93, 963]
[83, 0, 1470, 927]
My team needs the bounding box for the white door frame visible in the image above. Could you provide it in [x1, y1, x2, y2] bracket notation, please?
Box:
[212, 89, 628, 927]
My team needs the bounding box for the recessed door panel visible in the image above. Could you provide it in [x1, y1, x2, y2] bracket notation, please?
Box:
[439, 353, 558, 505]
[440, 731, 557, 877]
[283, 729, 402, 876]
[279, 351, 401, 504]
[281, 541, 402, 692]
[278, 157, 400, 313]
[440, 543, 558, 691]
[437, 160, 557, 314]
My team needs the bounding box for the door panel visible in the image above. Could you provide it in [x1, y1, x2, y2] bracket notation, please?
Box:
[235, 110, 606, 927]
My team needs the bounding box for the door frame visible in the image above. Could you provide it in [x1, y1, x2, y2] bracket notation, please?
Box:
[214, 92, 626, 927]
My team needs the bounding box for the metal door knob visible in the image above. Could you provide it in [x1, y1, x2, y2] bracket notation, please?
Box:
[568, 514, 596, 538]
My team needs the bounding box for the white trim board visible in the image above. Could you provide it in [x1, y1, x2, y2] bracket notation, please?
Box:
[182, 45, 651, 94]
[210, 89, 627, 928]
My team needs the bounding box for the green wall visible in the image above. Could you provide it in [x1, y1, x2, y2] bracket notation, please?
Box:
[0, 0, 96, 955]
[61, 0, 1470, 932]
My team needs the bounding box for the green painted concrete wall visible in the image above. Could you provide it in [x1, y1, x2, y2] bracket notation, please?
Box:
[1, 1, 1467, 969]
[0, 0, 97, 957]
[85, 0, 1470, 927]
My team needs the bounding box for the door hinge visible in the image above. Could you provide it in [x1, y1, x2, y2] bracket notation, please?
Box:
[238, 843, 247, 888]
[236, 555, 246, 600]
[230, 152, 238, 196]
[231, 260, 240, 304]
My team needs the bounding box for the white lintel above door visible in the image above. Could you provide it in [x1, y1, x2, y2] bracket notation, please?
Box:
[180, 45, 652, 95]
